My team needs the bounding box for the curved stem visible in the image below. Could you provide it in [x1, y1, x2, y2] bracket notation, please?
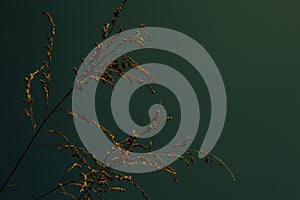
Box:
[34, 177, 81, 200]
[35, 170, 101, 200]
[0, 88, 73, 195]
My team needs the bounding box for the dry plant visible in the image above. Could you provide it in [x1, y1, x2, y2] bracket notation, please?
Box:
[0, 1, 234, 199]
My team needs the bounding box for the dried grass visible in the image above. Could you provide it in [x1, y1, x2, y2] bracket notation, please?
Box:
[0, 1, 234, 199]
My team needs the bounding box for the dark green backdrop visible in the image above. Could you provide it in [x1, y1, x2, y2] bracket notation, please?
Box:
[1, 0, 300, 199]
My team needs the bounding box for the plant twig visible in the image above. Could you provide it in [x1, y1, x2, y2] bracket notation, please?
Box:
[0, 88, 73, 195]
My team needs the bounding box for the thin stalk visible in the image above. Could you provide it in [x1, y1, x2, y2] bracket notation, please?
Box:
[34, 177, 81, 200]
[0, 88, 73, 195]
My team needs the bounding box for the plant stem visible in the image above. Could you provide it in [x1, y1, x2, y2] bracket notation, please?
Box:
[35, 170, 100, 200]
[34, 177, 81, 200]
[0, 88, 73, 195]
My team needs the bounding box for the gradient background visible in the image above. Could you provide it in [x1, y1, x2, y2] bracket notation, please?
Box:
[1, 0, 300, 199]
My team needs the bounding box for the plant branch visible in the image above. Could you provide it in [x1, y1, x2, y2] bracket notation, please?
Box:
[0, 88, 73, 195]
[34, 177, 82, 200]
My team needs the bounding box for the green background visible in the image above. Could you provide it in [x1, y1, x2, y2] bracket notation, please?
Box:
[1, 0, 300, 199]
